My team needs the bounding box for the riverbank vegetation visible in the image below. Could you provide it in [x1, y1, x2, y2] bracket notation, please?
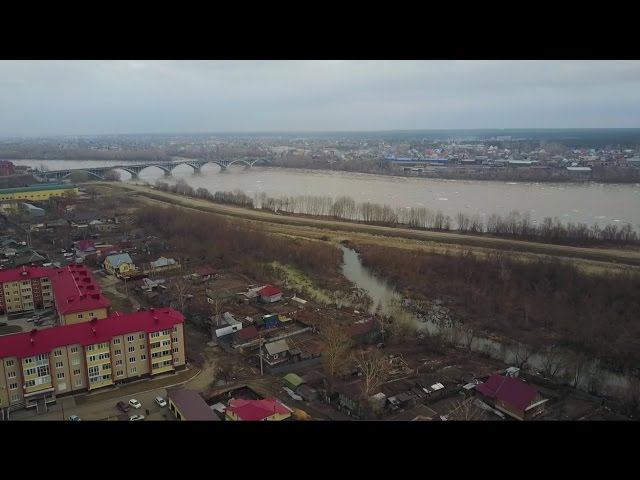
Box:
[152, 179, 639, 247]
[351, 242, 640, 373]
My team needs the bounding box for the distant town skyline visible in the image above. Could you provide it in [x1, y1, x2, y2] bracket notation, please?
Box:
[0, 60, 638, 136]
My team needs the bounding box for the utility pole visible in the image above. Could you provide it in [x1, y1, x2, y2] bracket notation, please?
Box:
[259, 331, 264, 376]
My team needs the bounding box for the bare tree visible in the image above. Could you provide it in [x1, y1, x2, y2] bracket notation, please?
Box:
[512, 343, 536, 370]
[540, 344, 563, 379]
[446, 397, 485, 421]
[319, 323, 352, 377]
[352, 349, 390, 396]
[171, 278, 191, 313]
[462, 328, 476, 351]
[568, 352, 589, 389]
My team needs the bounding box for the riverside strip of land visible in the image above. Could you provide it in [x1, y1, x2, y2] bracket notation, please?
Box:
[93, 182, 640, 273]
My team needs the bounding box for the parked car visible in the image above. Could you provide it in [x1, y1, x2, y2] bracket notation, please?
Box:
[155, 396, 167, 408]
[129, 398, 142, 409]
[283, 387, 303, 401]
[68, 415, 81, 421]
[116, 401, 130, 413]
[129, 414, 145, 421]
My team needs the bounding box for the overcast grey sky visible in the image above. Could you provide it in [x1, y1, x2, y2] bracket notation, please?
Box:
[0, 60, 639, 136]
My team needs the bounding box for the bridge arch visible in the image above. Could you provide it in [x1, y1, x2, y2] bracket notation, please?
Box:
[134, 164, 172, 176]
[62, 170, 105, 181]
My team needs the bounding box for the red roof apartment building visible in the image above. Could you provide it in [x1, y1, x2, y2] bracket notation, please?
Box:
[0, 265, 111, 324]
[0, 307, 187, 412]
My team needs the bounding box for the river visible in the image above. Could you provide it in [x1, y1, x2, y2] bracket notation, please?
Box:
[11, 158, 640, 228]
[339, 244, 631, 399]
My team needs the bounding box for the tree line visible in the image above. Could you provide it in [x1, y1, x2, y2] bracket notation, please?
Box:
[353, 242, 640, 373]
[134, 205, 343, 289]
[153, 179, 638, 246]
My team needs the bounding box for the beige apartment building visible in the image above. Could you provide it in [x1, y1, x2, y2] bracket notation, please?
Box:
[0, 308, 186, 412]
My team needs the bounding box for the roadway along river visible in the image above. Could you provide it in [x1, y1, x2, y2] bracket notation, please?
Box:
[11, 159, 640, 227]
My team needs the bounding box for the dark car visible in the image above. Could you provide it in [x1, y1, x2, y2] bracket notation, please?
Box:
[116, 401, 131, 413]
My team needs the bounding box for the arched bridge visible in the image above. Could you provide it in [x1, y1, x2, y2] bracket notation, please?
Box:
[34, 158, 269, 181]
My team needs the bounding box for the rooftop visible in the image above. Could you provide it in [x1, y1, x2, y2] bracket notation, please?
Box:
[227, 398, 292, 421]
[0, 184, 77, 194]
[476, 374, 539, 411]
[104, 252, 133, 267]
[0, 307, 184, 359]
[167, 388, 219, 421]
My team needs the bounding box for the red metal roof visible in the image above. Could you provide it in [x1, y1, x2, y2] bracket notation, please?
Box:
[0, 266, 52, 284]
[234, 325, 258, 342]
[0, 307, 184, 359]
[49, 264, 111, 314]
[227, 398, 291, 421]
[259, 285, 282, 297]
[346, 318, 379, 338]
[476, 374, 539, 412]
[0, 265, 110, 315]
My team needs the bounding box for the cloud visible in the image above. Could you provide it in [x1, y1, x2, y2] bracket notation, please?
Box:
[0, 60, 638, 135]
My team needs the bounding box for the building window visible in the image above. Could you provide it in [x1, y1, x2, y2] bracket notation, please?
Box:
[70, 346, 78, 354]
[130, 367, 137, 374]
[129, 357, 136, 364]
[114, 349, 122, 355]
[11, 393, 20, 402]
[127, 335, 134, 343]
[172, 347, 179, 353]
[9, 383, 18, 390]
[6, 360, 14, 367]
[57, 372, 65, 379]
[139, 344, 145, 350]
[138, 333, 145, 340]
[72, 358, 80, 366]
[117, 370, 124, 377]
[7, 371, 16, 378]
[55, 361, 63, 368]
[128, 346, 135, 353]
[25, 367, 36, 376]
[113, 338, 121, 345]
[73, 369, 81, 375]
[54, 349, 62, 357]
[140, 354, 146, 361]
[115, 359, 123, 366]
[75, 378, 83, 387]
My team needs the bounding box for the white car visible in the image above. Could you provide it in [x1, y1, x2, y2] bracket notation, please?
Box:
[129, 414, 145, 421]
[129, 398, 142, 409]
[155, 396, 167, 408]
[283, 387, 302, 401]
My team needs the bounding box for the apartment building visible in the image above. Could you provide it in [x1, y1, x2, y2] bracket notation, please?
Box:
[0, 265, 110, 324]
[0, 308, 186, 411]
[0, 267, 54, 314]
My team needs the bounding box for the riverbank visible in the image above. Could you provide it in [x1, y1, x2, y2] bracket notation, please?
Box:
[91, 182, 640, 272]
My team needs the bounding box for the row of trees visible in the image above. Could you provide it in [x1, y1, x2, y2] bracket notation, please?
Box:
[354, 243, 640, 372]
[153, 180, 638, 246]
[135, 205, 344, 289]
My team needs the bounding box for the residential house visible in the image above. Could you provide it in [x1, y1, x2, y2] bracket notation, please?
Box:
[167, 388, 219, 421]
[261, 339, 290, 366]
[103, 253, 136, 278]
[346, 318, 381, 345]
[258, 285, 283, 303]
[233, 325, 259, 346]
[225, 397, 292, 421]
[475, 374, 548, 421]
[148, 256, 180, 274]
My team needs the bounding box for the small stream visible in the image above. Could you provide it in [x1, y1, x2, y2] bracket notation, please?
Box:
[339, 244, 631, 398]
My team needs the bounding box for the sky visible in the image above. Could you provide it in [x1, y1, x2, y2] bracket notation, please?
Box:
[0, 60, 639, 136]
